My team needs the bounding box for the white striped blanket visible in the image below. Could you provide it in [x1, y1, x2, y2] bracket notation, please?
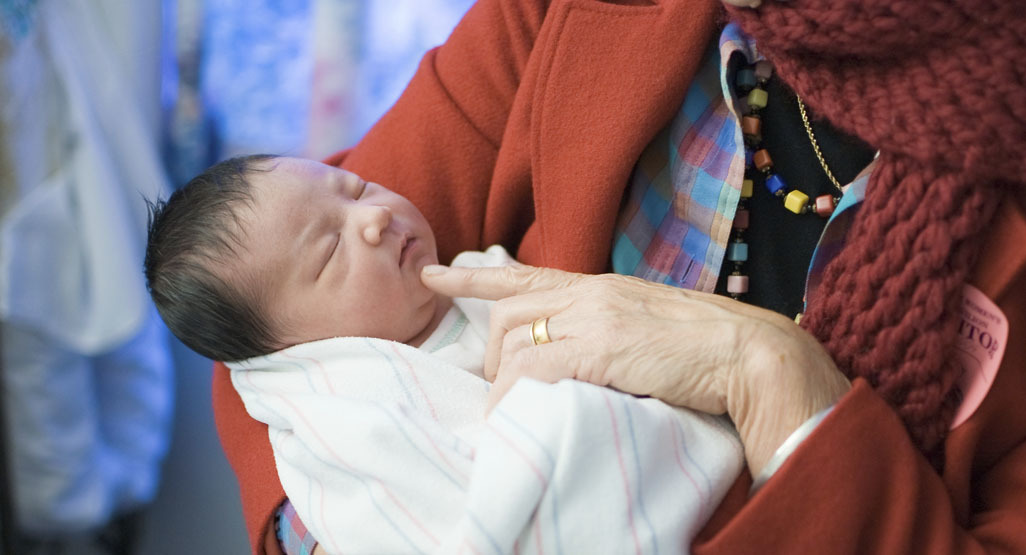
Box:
[230, 336, 744, 554]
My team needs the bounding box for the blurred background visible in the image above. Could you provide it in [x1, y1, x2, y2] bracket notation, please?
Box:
[0, 0, 474, 552]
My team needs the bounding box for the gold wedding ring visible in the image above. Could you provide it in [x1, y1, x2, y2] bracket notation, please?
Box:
[530, 317, 552, 346]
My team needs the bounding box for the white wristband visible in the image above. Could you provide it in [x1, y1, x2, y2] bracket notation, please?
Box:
[749, 404, 835, 495]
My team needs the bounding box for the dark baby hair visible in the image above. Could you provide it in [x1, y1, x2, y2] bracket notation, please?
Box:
[144, 154, 281, 362]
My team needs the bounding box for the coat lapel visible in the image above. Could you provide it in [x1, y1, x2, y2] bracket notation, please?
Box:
[529, 0, 721, 273]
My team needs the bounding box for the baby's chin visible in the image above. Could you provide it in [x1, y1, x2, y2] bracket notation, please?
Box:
[404, 300, 437, 347]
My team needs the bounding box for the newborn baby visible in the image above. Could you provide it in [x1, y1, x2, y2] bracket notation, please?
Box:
[145, 155, 451, 362]
[145, 156, 743, 554]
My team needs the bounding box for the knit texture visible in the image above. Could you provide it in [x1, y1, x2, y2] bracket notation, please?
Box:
[730, 0, 1026, 455]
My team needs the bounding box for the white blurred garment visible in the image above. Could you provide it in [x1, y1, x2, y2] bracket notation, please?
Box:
[0, 0, 172, 535]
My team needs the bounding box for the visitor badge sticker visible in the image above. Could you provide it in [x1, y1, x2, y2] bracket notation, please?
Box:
[951, 284, 1008, 430]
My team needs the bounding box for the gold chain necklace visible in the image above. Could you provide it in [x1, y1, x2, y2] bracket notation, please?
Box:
[796, 95, 844, 193]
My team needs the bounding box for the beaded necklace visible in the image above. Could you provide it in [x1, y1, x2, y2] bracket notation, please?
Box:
[725, 60, 846, 300]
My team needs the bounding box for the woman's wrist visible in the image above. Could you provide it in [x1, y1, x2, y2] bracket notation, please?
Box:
[750, 403, 835, 494]
[727, 320, 851, 477]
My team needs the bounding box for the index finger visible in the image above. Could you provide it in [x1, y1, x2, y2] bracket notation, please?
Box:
[420, 263, 583, 300]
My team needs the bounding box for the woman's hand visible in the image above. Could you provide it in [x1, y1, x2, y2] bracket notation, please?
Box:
[421, 262, 851, 476]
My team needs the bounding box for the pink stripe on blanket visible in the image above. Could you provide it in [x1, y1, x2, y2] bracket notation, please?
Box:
[316, 476, 335, 553]
[401, 406, 469, 482]
[667, 416, 707, 506]
[389, 342, 439, 422]
[462, 538, 482, 555]
[485, 422, 549, 488]
[245, 373, 344, 551]
[534, 519, 546, 555]
[602, 391, 643, 555]
[280, 350, 337, 394]
[484, 420, 550, 555]
[265, 377, 441, 547]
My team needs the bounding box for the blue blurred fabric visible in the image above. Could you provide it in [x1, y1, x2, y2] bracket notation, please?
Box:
[163, 0, 474, 178]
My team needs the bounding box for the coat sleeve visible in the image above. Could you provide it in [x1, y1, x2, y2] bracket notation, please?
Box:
[694, 273, 1026, 554]
[212, 0, 551, 551]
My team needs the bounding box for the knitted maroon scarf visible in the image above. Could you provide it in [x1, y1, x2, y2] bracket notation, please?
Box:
[728, 0, 1026, 455]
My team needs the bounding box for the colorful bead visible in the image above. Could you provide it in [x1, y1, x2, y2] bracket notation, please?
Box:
[765, 173, 787, 195]
[753, 149, 773, 171]
[741, 179, 754, 198]
[754, 60, 773, 82]
[733, 208, 750, 229]
[742, 116, 762, 138]
[747, 88, 768, 110]
[727, 241, 749, 262]
[784, 190, 810, 214]
[737, 96, 749, 115]
[727, 274, 750, 294]
[736, 68, 757, 91]
[814, 194, 836, 217]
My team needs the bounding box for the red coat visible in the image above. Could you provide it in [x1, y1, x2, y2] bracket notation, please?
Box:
[212, 0, 1026, 552]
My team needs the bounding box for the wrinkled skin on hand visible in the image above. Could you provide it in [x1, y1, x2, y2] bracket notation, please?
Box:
[421, 262, 850, 476]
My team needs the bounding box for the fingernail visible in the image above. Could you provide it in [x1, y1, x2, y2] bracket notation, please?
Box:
[421, 264, 447, 276]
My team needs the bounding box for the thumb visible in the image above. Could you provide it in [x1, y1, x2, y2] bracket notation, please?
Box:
[420, 262, 581, 300]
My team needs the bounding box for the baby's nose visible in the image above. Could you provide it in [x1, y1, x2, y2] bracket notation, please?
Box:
[360, 205, 392, 245]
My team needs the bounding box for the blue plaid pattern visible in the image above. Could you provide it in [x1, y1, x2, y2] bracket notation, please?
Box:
[277, 500, 319, 555]
[612, 23, 871, 307]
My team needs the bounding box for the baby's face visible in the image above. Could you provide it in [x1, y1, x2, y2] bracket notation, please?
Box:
[233, 157, 442, 347]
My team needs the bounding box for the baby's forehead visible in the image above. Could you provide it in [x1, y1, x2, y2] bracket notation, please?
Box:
[233, 193, 291, 258]
[233, 167, 318, 279]
[243, 165, 304, 213]
[258, 156, 319, 179]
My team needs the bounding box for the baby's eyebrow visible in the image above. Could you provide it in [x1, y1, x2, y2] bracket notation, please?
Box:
[336, 173, 362, 197]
